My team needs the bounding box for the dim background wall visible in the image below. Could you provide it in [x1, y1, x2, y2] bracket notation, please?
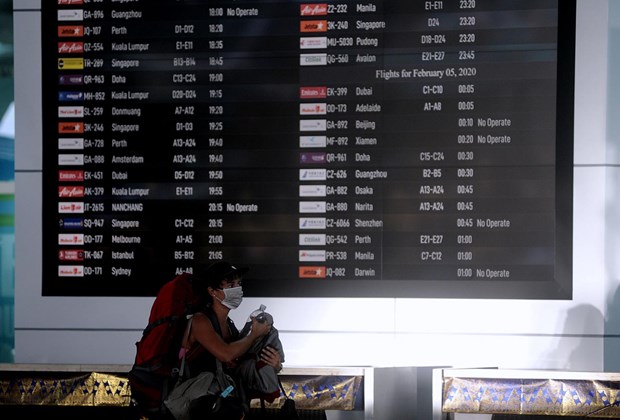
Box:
[12, 0, 620, 372]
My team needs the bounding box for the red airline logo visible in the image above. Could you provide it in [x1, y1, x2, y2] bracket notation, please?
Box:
[58, 170, 84, 182]
[58, 25, 83, 37]
[300, 86, 327, 99]
[58, 42, 84, 54]
[58, 122, 84, 134]
[59, 249, 84, 261]
[300, 4, 328, 16]
[300, 20, 327, 32]
[298, 266, 326, 278]
[58, 186, 84, 198]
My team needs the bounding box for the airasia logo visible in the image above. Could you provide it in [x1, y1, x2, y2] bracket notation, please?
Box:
[58, 42, 84, 54]
[58, 186, 84, 197]
[300, 4, 327, 16]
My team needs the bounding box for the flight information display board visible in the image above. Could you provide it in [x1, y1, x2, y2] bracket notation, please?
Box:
[41, 0, 575, 298]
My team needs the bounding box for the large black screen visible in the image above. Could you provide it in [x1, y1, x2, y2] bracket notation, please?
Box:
[41, 0, 575, 298]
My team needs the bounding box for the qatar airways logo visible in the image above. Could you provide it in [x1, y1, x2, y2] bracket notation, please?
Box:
[58, 74, 83, 85]
[300, 4, 327, 16]
[58, 233, 84, 245]
[59, 202, 84, 213]
[58, 265, 84, 277]
[58, 42, 84, 54]
[300, 152, 326, 165]
[59, 186, 84, 198]
[300, 86, 327, 99]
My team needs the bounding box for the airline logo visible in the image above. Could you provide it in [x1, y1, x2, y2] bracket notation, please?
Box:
[300, 20, 327, 32]
[300, 86, 327, 99]
[299, 201, 326, 213]
[58, 233, 84, 245]
[299, 168, 326, 181]
[58, 249, 84, 261]
[299, 233, 326, 246]
[299, 266, 326, 278]
[58, 0, 84, 5]
[300, 53, 327, 66]
[58, 41, 84, 54]
[299, 184, 326, 197]
[58, 9, 84, 21]
[59, 202, 84, 213]
[59, 217, 84, 229]
[58, 25, 83, 37]
[300, 103, 326, 115]
[59, 186, 84, 198]
[59, 137, 84, 149]
[300, 152, 326, 164]
[300, 119, 326, 131]
[58, 154, 84, 165]
[300, 36, 327, 49]
[58, 265, 84, 277]
[59, 74, 83, 85]
[58, 122, 84, 133]
[299, 217, 326, 229]
[300, 135, 327, 148]
[58, 58, 84, 70]
[59, 170, 84, 182]
[299, 250, 326, 262]
[58, 106, 84, 118]
[300, 4, 328, 16]
[59, 91, 84, 101]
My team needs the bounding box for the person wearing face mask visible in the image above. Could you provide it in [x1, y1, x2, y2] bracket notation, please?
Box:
[178, 261, 278, 418]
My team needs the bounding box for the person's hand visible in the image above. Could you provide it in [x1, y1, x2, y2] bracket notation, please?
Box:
[249, 316, 271, 338]
[260, 345, 282, 371]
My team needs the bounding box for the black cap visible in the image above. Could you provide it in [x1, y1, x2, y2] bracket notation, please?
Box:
[201, 261, 248, 284]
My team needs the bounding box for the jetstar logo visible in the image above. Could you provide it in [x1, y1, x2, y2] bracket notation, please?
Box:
[58, 249, 84, 261]
[59, 170, 84, 182]
[300, 4, 327, 16]
[58, 41, 84, 54]
[300, 86, 327, 99]
[58, 122, 84, 133]
[300, 20, 327, 32]
[58, 186, 84, 198]
[298, 266, 326, 278]
[58, 25, 83, 37]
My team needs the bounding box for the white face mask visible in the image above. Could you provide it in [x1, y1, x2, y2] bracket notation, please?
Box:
[217, 286, 243, 309]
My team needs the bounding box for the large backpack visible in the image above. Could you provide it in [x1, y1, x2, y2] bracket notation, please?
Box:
[128, 273, 201, 418]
